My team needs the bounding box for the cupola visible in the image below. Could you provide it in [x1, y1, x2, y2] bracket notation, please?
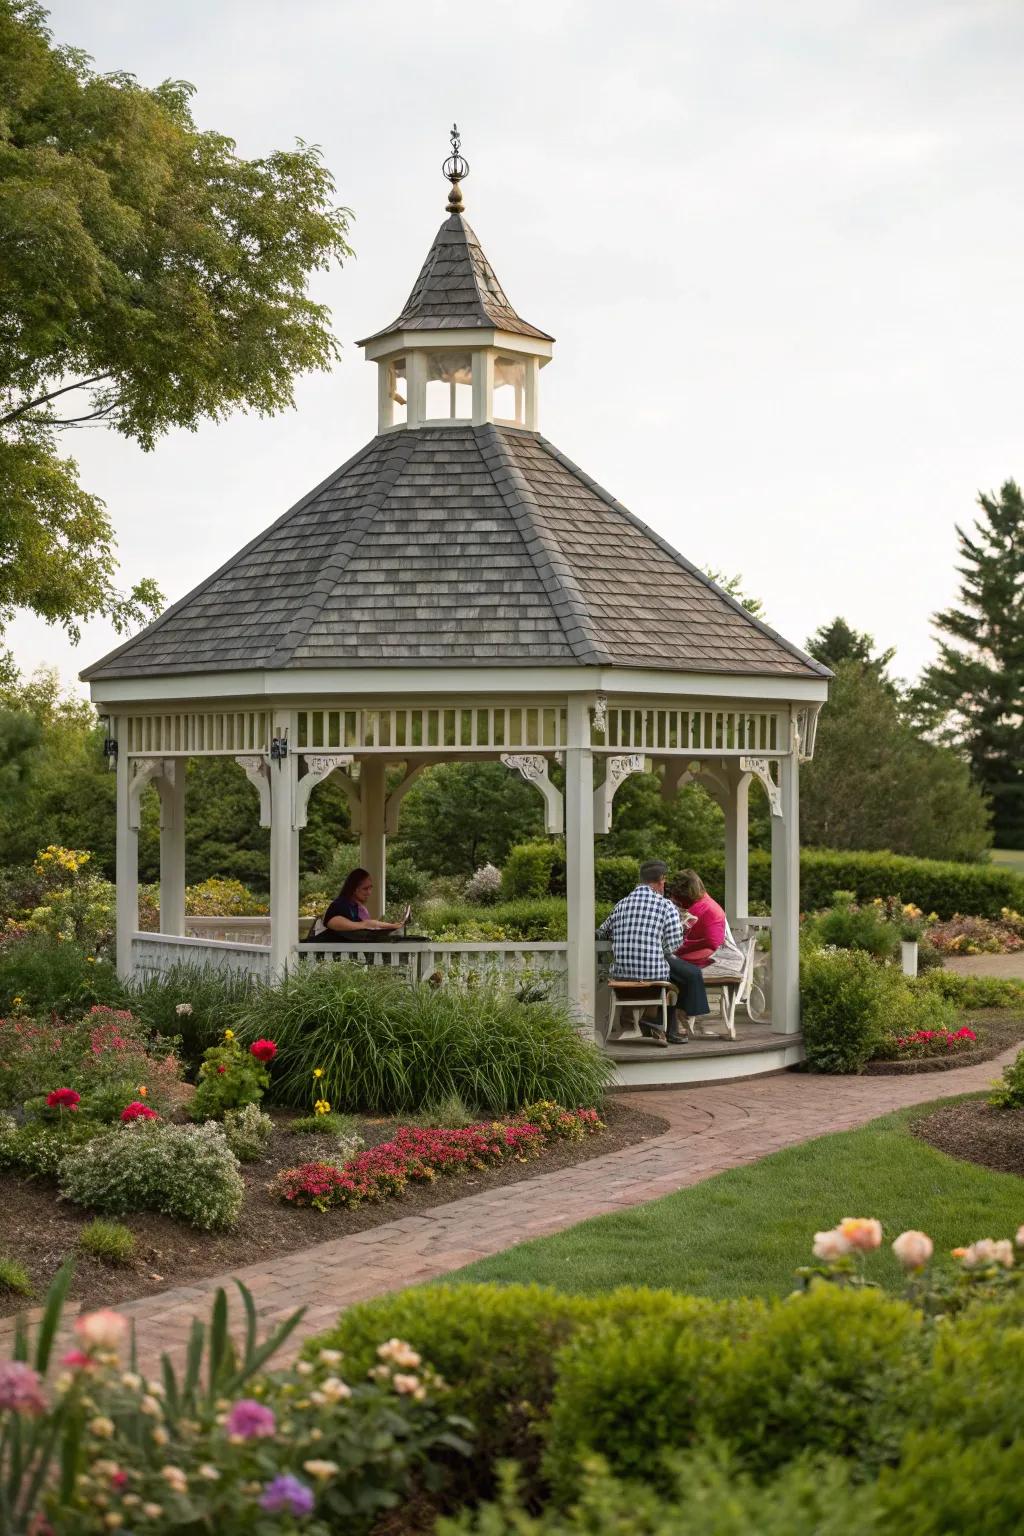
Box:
[358, 126, 554, 433]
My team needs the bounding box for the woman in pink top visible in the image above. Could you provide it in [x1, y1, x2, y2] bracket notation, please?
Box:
[670, 870, 744, 973]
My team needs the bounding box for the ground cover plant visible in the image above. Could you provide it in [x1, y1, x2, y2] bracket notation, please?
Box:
[236, 963, 615, 1114]
[444, 1101, 1024, 1301]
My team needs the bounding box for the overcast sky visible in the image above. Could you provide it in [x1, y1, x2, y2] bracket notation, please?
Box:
[10, 0, 1024, 693]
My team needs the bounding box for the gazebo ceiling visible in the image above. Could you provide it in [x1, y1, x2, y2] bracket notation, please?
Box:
[82, 422, 827, 683]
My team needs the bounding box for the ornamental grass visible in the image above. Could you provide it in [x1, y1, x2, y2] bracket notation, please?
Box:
[236, 964, 614, 1115]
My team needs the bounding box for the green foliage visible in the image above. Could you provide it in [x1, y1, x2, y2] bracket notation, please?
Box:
[593, 856, 640, 903]
[190, 1032, 269, 1120]
[0, 933, 122, 1018]
[58, 1120, 244, 1229]
[799, 947, 889, 1072]
[501, 842, 564, 900]
[394, 763, 545, 877]
[0, 1109, 106, 1176]
[915, 481, 1024, 849]
[421, 897, 569, 942]
[122, 961, 256, 1069]
[794, 848, 1023, 917]
[404, 1092, 482, 1129]
[0, 1253, 30, 1294]
[76, 1217, 136, 1266]
[0, 0, 352, 640]
[805, 890, 901, 959]
[800, 660, 992, 862]
[989, 1046, 1024, 1109]
[913, 968, 1024, 1010]
[807, 615, 896, 678]
[238, 964, 614, 1115]
[289, 1110, 362, 1140]
[222, 1102, 275, 1161]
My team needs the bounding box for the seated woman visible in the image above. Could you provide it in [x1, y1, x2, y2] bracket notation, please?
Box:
[306, 867, 406, 944]
[666, 869, 745, 1036]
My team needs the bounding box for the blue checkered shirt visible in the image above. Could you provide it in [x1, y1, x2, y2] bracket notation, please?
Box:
[596, 885, 684, 981]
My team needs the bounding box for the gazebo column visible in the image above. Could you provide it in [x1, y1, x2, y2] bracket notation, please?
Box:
[359, 759, 387, 911]
[269, 723, 300, 976]
[565, 699, 596, 1031]
[770, 753, 800, 1033]
[114, 736, 138, 978]
[156, 764, 187, 937]
[724, 766, 750, 925]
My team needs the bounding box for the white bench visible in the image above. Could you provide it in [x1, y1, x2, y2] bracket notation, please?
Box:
[696, 935, 759, 1040]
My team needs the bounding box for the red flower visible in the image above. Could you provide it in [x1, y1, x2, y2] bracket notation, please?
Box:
[46, 1088, 81, 1110]
[250, 1039, 277, 1063]
[120, 1101, 158, 1122]
[216, 1065, 227, 1074]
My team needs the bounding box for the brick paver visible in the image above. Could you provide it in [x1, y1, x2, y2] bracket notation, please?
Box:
[11, 1043, 1018, 1375]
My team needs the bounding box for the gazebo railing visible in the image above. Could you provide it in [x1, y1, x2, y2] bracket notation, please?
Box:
[131, 932, 273, 982]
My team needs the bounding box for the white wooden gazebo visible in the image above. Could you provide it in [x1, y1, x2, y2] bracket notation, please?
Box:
[83, 137, 829, 1084]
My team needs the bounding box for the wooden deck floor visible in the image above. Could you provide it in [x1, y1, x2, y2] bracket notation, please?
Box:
[603, 1017, 796, 1064]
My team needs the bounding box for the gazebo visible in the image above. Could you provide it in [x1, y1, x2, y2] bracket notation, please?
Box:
[82, 133, 829, 1084]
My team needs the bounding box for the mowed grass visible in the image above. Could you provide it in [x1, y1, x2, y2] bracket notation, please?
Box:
[992, 847, 1024, 873]
[449, 1098, 1024, 1301]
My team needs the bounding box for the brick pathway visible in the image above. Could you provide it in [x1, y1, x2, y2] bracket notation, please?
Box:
[9, 1043, 1018, 1375]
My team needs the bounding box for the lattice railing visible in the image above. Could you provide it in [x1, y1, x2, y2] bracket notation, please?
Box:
[597, 707, 785, 755]
[120, 712, 270, 756]
[294, 705, 567, 753]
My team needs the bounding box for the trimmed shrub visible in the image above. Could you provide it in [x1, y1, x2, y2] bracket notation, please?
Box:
[593, 856, 640, 904]
[502, 842, 565, 899]
[77, 1218, 136, 1266]
[222, 1102, 275, 1161]
[58, 1120, 244, 1229]
[914, 969, 1024, 1010]
[805, 891, 901, 960]
[799, 947, 889, 1072]
[421, 897, 568, 942]
[238, 964, 614, 1114]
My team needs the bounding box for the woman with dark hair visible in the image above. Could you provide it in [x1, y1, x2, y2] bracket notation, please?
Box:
[306, 868, 407, 944]
[666, 869, 744, 1034]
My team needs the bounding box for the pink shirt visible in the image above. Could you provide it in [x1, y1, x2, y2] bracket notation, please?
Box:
[677, 893, 726, 966]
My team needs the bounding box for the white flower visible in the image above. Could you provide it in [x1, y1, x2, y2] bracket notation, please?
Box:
[295, 1360, 313, 1377]
[175, 1002, 193, 1016]
[76, 1310, 128, 1352]
[955, 1238, 1015, 1270]
[392, 1373, 420, 1395]
[891, 1230, 934, 1270]
[320, 1376, 352, 1403]
[377, 1338, 422, 1369]
[88, 1416, 115, 1439]
[139, 1395, 162, 1417]
[142, 1505, 164, 1520]
[813, 1228, 852, 1262]
[120, 1372, 142, 1391]
[303, 1459, 339, 1480]
[161, 1466, 188, 1493]
[198, 1464, 220, 1481]
[318, 1348, 343, 1366]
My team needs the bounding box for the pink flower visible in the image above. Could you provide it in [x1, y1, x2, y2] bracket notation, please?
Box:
[46, 1088, 80, 1110]
[120, 1101, 158, 1122]
[75, 1309, 128, 1352]
[0, 1361, 46, 1415]
[60, 1350, 93, 1370]
[892, 1230, 933, 1270]
[956, 1238, 1015, 1270]
[225, 1398, 276, 1440]
[812, 1228, 852, 1262]
[250, 1039, 277, 1062]
[838, 1217, 883, 1252]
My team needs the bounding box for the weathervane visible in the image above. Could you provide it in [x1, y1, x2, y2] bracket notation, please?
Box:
[443, 123, 469, 213]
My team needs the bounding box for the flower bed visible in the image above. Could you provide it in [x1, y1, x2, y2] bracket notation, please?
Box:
[926, 908, 1024, 955]
[272, 1109, 603, 1211]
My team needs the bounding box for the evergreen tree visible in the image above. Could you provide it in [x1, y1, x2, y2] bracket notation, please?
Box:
[917, 482, 1024, 849]
[807, 617, 896, 683]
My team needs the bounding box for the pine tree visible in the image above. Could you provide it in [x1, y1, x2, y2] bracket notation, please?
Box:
[919, 481, 1024, 849]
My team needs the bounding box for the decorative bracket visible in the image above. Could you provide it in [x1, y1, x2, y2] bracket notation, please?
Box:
[739, 756, 783, 819]
[236, 755, 272, 828]
[294, 754, 354, 830]
[501, 753, 564, 835]
[658, 757, 730, 808]
[128, 758, 169, 829]
[594, 752, 645, 834]
[794, 704, 822, 763]
[592, 694, 608, 735]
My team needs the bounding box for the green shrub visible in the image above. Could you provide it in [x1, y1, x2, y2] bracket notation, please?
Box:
[289, 1109, 362, 1139]
[0, 1111, 106, 1176]
[805, 891, 900, 960]
[122, 962, 257, 1069]
[58, 1120, 244, 1230]
[990, 1048, 1024, 1108]
[222, 1102, 275, 1160]
[0, 934, 122, 1018]
[873, 1431, 1024, 1536]
[0, 1254, 31, 1295]
[421, 897, 568, 941]
[799, 947, 889, 1072]
[905, 1293, 1024, 1446]
[502, 842, 564, 899]
[190, 1031, 269, 1119]
[239, 965, 614, 1114]
[77, 1218, 136, 1266]
[914, 969, 1024, 1010]
[405, 1091, 482, 1128]
[593, 856, 639, 904]
[386, 855, 431, 905]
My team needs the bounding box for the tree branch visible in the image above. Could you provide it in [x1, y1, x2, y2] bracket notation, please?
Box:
[0, 374, 113, 429]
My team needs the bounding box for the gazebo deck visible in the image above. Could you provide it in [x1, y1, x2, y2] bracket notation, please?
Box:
[604, 1018, 803, 1086]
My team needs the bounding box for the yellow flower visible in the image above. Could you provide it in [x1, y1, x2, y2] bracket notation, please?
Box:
[312, 1067, 324, 1079]
[314, 1099, 331, 1115]
[86, 956, 96, 964]
[137, 1085, 148, 1098]
[223, 1029, 235, 1041]
[12, 996, 23, 1008]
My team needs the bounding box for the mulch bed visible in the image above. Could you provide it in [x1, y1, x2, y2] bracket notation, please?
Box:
[863, 1009, 1024, 1075]
[0, 1098, 666, 1317]
[912, 1098, 1024, 1178]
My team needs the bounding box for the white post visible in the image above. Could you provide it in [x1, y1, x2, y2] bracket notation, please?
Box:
[524, 356, 540, 431]
[360, 758, 387, 912]
[472, 349, 494, 425]
[157, 762, 187, 937]
[770, 752, 800, 1033]
[269, 720, 299, 976]
[114, 732, 138, 978]
[724, 768, 750, 925]
[565, 698, 596, 1033]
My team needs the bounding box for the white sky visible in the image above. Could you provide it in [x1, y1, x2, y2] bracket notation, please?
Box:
[10, 0, 1024, 692]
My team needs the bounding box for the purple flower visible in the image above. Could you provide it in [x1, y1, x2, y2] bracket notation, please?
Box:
[0, 1361, 46, 1416]
[225, 1397, 276, 1440]
[260, 1474, 315, 1516]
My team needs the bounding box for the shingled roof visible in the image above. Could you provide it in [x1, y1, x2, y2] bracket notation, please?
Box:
[358, 213, 553, 343]
[83, 425, 828, 682]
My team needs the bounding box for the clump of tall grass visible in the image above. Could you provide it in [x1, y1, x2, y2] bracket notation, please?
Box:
[235, 963, 614, 1115]
[122, 963, 258, 1069]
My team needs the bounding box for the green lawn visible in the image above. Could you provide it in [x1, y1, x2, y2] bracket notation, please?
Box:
[993, 847, 1024, 873]
[450, 1098, 1024, 1301]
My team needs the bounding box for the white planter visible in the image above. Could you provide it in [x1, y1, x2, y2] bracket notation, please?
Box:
[900, 940, 919, 978]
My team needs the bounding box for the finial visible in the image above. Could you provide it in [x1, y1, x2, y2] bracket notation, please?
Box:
[442, 122, 469, 213]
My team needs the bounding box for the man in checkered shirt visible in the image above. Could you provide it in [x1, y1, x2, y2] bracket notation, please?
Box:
[596, 860, 688, 1045]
